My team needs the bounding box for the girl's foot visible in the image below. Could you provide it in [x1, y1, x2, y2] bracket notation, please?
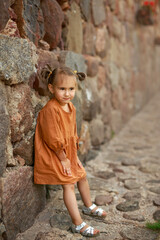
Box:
[71, 221, 100, 237]
[82, 204, 107, 218]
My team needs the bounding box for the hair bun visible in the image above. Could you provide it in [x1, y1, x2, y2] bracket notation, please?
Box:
[76, 72, 86, 81]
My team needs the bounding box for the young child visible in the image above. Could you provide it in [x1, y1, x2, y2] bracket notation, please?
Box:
[34, 66, 107, 237]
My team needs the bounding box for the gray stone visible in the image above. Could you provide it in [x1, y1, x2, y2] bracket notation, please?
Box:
[34, 228, 74, 240]
[92, 0, 106, 26]
[66, 2, 83, 53]
[0, 82, 10, 176]
[123, 213, 145, 222]
[139, 163, 160, 174]
[95, 171, 115, 180]
[147, 180, 160, 184]
[149, 187, 160, 194]
[80, 0, 91, 21]
[59, 51, 86, 74]
[124, 180, 141, 190]
[1, 167, 46, 240]
[153, 196, 160, 206]
[88, 177, 108, 191]
[0, 0, 10, 31]
[116, 201, 140, 212]
[121, 158, 140, 166]
[22, 0, 44, 46]
[120, 227, 159, 240]
[82, 77, 100, 121]
[85, 149, 99, 162]
[111, 110, 122, 134]
[49, 210, 70, 230]
[123, 191, 141, 201]
[153, 210, 160, 221]
[0, 35, 37, 85]
[90, 119, 105, 146]
[95, 194, 113, 206]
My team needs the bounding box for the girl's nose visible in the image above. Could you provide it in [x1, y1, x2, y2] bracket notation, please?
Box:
[65, 90, 69, 96]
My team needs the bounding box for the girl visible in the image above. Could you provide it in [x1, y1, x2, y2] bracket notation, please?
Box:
[34, 66, 107, 237]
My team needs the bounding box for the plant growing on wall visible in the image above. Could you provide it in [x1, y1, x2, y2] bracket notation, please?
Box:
[136, 0, 159, 25]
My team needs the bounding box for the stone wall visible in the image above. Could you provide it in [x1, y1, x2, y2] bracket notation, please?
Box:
[0, 0, 160, 239]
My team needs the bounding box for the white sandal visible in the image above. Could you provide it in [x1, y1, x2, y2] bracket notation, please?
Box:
[82, 204, 107, 218]
[71, 221, 100, 237]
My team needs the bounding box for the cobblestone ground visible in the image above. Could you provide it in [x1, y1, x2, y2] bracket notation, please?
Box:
[16, 94, 160, 240]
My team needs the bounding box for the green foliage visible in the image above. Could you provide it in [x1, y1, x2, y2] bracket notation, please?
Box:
[146, 221, 160, 230]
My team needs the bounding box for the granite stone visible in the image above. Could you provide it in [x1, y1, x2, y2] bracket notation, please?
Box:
[1, 167, 46, 240]
[0, 35, 37, 85]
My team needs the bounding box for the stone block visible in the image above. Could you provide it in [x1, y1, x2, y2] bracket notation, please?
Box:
[59, 51, 87, 73]
[12, 0, 44, 47]
[84, 55, 99, 77]
[118, 0, 126, 21]
[89, 119, 105, 146]
[66, 2, 83, 53]
[107, 62, 120, 90]
[1, 167, 46, 240]
[82, 77, 100, 121]
[41, 0, 64, 49]
[97, 65, 107, 90]
[0, 82, 10, 176]
[95, 26, 109, 58]
[83, 22, 96, 55]
[92, 0, 106, 26]
[13, 134, 34, 166]
[80, 0, 91, 21]
[99, 87, 111, 124]
[0, 35, 37, 85]
[111, 110, 122, 133]
[8, 84, 34, 143]
[79, 121, 91, 155]
[0, 0, 10, 31]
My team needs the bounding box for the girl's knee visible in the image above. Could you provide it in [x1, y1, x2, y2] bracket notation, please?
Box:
[62, 183, 75, 191]
[78, 177, 87, 183]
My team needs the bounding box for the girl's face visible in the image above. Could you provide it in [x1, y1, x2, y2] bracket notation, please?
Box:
[48, 74, 76, 106]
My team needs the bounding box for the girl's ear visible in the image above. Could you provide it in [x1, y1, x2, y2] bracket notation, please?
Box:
[48, 84, 54, 94]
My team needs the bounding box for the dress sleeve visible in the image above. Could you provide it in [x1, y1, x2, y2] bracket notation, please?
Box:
[39, 108, 67, 152]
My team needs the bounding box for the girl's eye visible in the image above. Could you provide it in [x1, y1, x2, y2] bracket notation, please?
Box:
[70, 88, 75, 90]
[60, 88, 65, 90]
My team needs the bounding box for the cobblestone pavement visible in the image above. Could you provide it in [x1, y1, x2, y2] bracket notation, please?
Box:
[16, 94, 160, 240]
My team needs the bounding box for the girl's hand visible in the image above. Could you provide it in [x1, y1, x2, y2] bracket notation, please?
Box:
[61, 158, 72, 176]
[77, 157, 83, 168]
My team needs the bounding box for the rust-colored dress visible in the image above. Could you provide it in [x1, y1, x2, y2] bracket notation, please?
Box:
[34, 98, 86, 185]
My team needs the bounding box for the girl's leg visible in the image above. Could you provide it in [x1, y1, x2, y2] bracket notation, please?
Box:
[77, 177, 107, 217]
[62, 183, 100, 235]
[77, 177, 92, 207]
[62, 184, 83, 225]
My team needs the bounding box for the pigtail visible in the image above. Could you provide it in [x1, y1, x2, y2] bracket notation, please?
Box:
[76, 72, 86, 81]
[40, 64, 54, 84]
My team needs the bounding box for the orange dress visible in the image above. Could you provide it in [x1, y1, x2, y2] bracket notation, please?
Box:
[34, 98, 86, 185]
